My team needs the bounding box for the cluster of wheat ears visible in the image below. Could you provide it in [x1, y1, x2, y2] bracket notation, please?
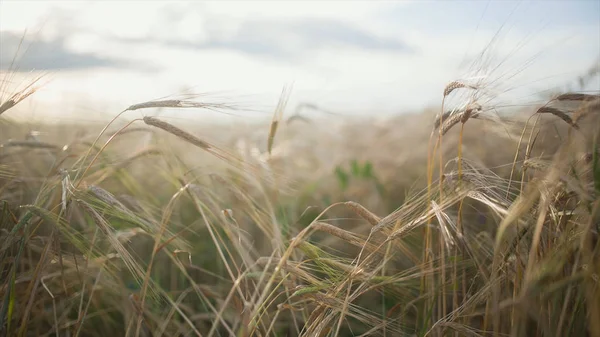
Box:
[1, 34, 600, 337]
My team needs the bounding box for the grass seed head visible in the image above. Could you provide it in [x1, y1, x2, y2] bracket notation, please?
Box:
[143, 116, 211, 150]
[536, 106, 579, 129]
[443, 80, 477, 97]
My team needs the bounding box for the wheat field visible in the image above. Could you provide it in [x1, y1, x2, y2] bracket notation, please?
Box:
[1, 10, 600, 337]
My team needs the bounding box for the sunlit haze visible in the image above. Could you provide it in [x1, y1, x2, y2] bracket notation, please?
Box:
[1, 0, 599, 123]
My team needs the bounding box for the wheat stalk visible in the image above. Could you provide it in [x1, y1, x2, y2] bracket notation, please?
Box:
[554, 93, 600, 102]
[345, 201, 381, 226]
[573, 97, 600, 124]
[443, 81, 477, 97]
[143, 117, 210, 149]
[267, 86, 292, 155]
[76, 199, 158, 299]
[141, 117, 270, 189]
[1, 140, 60, 150]
[311, 222, 381, 254]
[0, 76, 42, 115]
[522, 158, 550, 171]
[88, 185, 131, 211]
[536, 106, 579, 129]
[439, 103, 482, 135]
[126, 99, 236, 112]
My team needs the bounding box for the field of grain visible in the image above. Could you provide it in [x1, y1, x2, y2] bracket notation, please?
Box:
[1, 12, 600, 337]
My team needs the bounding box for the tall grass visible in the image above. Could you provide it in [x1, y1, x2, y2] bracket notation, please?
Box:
[1, 29, 600, 337]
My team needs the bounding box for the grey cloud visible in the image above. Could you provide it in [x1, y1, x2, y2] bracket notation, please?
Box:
[125, 17, 413, 58]
[281, 18, 410, 51]
[0, 31, 148, 72]
[213, 18, 413, 56]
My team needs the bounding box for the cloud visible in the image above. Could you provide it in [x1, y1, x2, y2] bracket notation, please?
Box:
[119, 17, 413, 59]
[0, 31, 150, 72]
[237, 18, 412, 54]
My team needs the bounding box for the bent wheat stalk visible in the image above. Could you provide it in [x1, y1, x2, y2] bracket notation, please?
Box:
[443, 81, 477, 98]
[142, 116, 249, 171]
[345, 201, 381, 226]
[573, 97, 600, 124]
[536, 106, 578, 129]
[554, 93, 600, 102]
[74, 97, 238, 183]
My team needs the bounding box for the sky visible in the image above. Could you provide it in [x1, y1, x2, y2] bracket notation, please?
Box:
[0, 0, 599, 123]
